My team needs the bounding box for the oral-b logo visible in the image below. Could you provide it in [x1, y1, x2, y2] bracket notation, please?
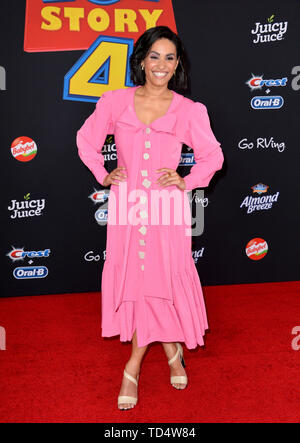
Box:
[95, 208, 108, 224]
[13, 266, 48, 279]
[180, 153, 196, 166]
[251, 96, 284, 109]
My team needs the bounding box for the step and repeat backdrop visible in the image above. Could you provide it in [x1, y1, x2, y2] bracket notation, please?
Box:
[1, 0, 299, 297]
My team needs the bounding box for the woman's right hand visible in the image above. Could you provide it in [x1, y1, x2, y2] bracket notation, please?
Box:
[103, 166, 127, 187]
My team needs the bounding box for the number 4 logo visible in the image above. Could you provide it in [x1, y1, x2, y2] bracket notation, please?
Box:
[64, 35, 134, 102]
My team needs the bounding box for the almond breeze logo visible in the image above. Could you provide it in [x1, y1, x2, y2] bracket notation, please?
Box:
[192, 248, 205, 264]
[251, 15, 288, 44]
[240, 183, 280, 214]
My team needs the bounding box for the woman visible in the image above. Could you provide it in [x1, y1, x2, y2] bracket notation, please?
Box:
[76, 26, 224, 410]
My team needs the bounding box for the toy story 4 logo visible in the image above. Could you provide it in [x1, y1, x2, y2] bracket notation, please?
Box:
[24, 0, 177, 102]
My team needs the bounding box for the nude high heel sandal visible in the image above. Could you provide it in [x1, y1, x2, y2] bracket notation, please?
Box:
[168, 343, 188, 389]
[118, 369, 139, 410]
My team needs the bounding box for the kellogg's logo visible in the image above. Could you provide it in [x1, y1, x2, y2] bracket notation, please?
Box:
[11, 136, 37, 162]
[245, 238, 268, 260]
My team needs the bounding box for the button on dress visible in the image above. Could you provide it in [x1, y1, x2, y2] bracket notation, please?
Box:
[76, 86, 224, 349]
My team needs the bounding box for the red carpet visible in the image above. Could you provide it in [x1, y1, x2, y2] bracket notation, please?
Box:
[0, 281, 299, 423]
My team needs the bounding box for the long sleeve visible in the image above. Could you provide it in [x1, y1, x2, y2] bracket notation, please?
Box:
[76, 90, 114, 186]
[183, 102, 224, 191]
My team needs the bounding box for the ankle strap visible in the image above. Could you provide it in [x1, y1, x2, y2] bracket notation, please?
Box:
[124, 369, 138, 386]
[168, 348, 180, 366]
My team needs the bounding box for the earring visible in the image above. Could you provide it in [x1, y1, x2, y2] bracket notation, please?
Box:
[141, 65, 144, 71]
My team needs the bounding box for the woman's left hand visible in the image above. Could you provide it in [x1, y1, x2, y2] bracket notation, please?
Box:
[156, 168, 186, 191]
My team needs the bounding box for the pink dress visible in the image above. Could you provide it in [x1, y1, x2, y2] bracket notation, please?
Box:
[76, 86, 224, 349]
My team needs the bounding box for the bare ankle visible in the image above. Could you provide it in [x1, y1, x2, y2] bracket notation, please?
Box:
[125, 359, 141, 376]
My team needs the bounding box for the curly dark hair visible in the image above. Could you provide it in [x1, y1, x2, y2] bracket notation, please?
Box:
[129, 26, 190, 94]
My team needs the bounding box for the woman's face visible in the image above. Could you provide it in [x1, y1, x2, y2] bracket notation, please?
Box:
[142, 38, 179, 88]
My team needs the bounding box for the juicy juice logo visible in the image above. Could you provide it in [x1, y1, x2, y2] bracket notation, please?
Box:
[8, 193, 46, 219]
[251, 15, 288, 44]
[11, 136, 37, 162]
[102, 135, 117, 161]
